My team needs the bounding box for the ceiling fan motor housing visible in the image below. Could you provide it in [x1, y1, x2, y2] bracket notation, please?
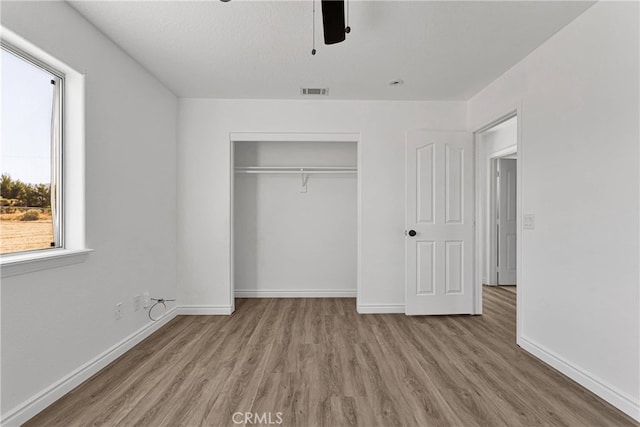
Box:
[321, 0, 346, 44]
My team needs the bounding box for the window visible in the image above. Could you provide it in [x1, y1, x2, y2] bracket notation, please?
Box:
[1, 44, 63, 255]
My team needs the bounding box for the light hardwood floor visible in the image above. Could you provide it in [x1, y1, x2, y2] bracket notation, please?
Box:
[26, 287, 637, 426]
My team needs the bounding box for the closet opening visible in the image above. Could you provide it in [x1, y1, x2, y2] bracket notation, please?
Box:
[230, 133, 360, 309]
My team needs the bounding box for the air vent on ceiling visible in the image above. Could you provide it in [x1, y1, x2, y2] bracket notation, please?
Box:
[301, 88, 329, 96]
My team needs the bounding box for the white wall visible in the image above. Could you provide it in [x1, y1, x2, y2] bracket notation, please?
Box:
[1, 1, 178, 421]
[234, 141, 357, 296]
[478, 117, 517, 283]
[468, 2, 639, 419]
[480, 118, 517, 156]
[178, 100, 466, 312]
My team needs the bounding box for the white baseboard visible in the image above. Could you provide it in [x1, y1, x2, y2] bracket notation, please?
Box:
[235, 289, 356, 298]
[178, 305, 233, 315]
[519, 335, 640, 422]
[357, 303, 405, 314]
[1, 308, 178, 426]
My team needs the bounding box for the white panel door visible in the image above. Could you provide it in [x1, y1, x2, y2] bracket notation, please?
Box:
[498, 158, 517, 285]
[405, 131, 475, 315]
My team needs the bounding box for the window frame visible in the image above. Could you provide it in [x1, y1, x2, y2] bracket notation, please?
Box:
[1, 41, 65, 255]
[1, 26, 91, 278]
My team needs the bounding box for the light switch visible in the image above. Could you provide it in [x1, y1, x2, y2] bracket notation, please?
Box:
[523, 214, 535, 230]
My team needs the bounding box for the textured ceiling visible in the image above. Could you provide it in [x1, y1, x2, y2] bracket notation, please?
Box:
[69, 1, 594, 100]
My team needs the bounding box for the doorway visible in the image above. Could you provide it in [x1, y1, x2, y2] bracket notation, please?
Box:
[475, 115, 519, 314]
[494, 154, 517, 286]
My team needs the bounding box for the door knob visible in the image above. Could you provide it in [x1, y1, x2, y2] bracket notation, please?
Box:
[408, 230, 417, 237]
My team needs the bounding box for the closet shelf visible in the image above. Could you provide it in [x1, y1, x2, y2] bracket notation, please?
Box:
[235, 166, 357, 174]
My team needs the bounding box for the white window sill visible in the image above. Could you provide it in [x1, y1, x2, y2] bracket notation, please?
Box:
[1, 248, 93, 278]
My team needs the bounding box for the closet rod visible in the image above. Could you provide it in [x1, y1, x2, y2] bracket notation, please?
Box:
[235, 170, 356, 174]
[235, 166, 356, 174]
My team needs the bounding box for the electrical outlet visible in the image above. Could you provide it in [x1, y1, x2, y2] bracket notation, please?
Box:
[134, 295, 142, 312]
[115, 302, 123, 320]
[143, 292, 150, 308]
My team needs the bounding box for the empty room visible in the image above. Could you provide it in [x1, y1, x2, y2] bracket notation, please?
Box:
[1, 0, 638, 426]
